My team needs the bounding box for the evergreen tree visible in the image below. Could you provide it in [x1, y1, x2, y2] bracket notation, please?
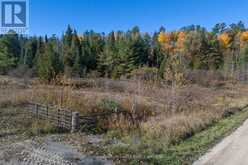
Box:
[150, 32, 165, 67]
[98, 31, 116, 77]
[63, 25, 74, 76]
[85, 30, 105, 71]
[206, 36, 223, 69]
[71, 31, 84, 77]
[23, 37, 38, 68]
[0, 47, 15, 74]
[212, 23, 227, 35]
[37, 40, 63, 81]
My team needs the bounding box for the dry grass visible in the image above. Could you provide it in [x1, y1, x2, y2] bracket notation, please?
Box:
[1, 75, 248, 146]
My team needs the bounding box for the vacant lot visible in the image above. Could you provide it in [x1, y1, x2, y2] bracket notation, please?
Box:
[1, 75, 248, 164]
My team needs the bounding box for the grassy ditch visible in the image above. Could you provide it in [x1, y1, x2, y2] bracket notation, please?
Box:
[106, 107, 248, 165]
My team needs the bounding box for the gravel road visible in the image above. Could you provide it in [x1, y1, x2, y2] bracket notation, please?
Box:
[0, 137, 112, 165]
[194, 119, 248, 165]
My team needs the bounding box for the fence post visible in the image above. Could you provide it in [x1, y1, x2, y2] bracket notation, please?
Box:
[58, 109, 60, 127]
[35, 104, 39, 118]
[46, 106, 49, 119]
[71, 112, 79, 133]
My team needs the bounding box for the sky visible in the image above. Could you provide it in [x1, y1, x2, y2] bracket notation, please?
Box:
[30, 0, 248, 36]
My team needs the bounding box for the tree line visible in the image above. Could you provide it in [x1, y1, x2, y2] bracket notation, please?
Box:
[0, 21, 248, 81]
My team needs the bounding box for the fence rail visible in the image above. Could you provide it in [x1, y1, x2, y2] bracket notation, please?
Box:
[79, 110, 134, 125]
[26, 102, 73, 130]
[25, 102, 134, 132]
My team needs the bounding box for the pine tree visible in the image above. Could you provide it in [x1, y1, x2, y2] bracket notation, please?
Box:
[23, 37, 38, 68]
[206, 37, 223, 69]
[0, 31, 21, 73]
[0, 47, 15, 74]
[98, 31, 116, 77]
[37, 40, 62, 81]
[63, 25, 74, 76]
[150, 32, 165, 67]
[71, 31, 84, 77]
[85, 30, 105, 71]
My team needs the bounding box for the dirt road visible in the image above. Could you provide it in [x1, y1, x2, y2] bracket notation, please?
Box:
[194, 119, 248, 165]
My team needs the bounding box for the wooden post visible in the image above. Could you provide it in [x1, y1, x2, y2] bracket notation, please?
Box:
[46, 106, 49, 119]
[58, 109, 60, 127]
[71, 112, 79, 133]
[35, 104, 39, 118]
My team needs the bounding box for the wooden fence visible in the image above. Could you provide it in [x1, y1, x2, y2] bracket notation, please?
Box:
[26, 102, 73, 130]
[25, 102, 134, 132]
[79, 110, 134, 125]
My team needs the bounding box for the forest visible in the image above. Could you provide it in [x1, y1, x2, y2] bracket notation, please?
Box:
[0, 21, 248, 82]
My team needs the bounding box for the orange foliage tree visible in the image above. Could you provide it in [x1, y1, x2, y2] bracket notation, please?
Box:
[240, 31, 248, 47]
[218, 33, 232, 49]
[176, 31, 186, 52]
[158, 32, 178, 54]
[158, 31, 187, 85]
[241, 31, 248, 42]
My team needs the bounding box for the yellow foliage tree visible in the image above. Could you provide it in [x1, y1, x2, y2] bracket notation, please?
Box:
[158, 32, 177, 54]
[218, 33, 231, 48]
[158, 32, 168, 43]
[158, 31, 187, 85]
[241, 31, 248, 42]
[240, 31, 248, 47]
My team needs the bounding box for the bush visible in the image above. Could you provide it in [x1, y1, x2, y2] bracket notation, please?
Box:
[89, 99, 137, 133]
[97, 98, 123, 113]
[185, 70, 225, 87]
[7, 65, 35, 78]
[87, 70, 101, 79]
[94, 79, 128, 92]
[130, 67, 159, 81]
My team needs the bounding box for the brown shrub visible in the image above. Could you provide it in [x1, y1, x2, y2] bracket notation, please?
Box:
[185, 70, 225, 87]
[1, 75, 248, 147]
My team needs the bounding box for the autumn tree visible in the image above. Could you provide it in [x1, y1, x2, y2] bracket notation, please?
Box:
[218, 32, 234, 76]
[158, 31, 188, 84]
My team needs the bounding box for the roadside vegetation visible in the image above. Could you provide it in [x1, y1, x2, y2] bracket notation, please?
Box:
[123, 106, 248, 165]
